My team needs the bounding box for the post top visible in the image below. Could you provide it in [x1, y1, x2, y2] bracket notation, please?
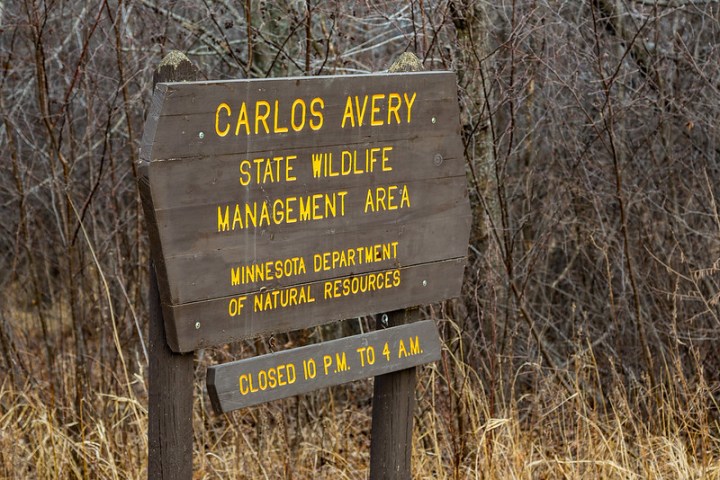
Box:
[154, 50, 200, 86]
[388, 52, 424, 73]
[159, 50, 191, 69]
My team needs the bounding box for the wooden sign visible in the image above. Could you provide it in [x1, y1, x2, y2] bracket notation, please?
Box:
[139, 72, 471, 352]
[207, 320, 441, 413]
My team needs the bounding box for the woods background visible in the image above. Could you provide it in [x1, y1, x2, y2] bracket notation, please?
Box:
[1, 1, 719, 478]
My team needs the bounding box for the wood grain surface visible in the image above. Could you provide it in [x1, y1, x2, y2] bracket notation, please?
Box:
[139, 71, 470, 352]
[207, 320, 441, 413]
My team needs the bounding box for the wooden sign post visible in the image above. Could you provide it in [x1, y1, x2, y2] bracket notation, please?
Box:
[143, 52, 199, 480]
[370, 55, 425, 480]
[139, 51, 470, 479]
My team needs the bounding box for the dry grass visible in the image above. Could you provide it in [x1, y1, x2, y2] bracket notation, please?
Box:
[1, 310, 718, 480]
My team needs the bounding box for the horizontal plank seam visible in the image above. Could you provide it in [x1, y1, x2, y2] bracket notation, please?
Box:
[164, 256, 467, 308]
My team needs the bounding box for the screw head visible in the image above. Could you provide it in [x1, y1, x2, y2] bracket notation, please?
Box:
[195, 322, 201, 329]
[198, 131, 205, 139]
[431, 117, 437, 124]
[433, 154, 444, 166]
[380, 314, 389, 328]
[422, 280, 427, 287]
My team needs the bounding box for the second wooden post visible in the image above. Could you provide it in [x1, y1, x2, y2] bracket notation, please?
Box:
[369, 52, 426, 480]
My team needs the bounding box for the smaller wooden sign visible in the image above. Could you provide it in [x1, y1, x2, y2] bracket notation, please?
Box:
[206, 320, 441, 413]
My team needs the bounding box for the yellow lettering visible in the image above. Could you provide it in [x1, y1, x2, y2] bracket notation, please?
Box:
[245, 202, 257, 227]
[273, 100, 289, 133]
[324, 281, 333, 299]
[299, 196, 312, 221]
[285, 155, 297, 181]
[368, 272, 376, 291]
[311, 153, 323, 178]
[354, 95, 369, 126]
[287, 363, 296, 384]
[376, 187, 386, 211]
[255, 100, 271, 134]
[409, 336, 422, 355]
[218, 206, 230, 231]
[400, 184, 411, 208]
[310, 97, 324, 130]
[398, 339, 408, 358]
[285, 196, 297, 223]
[387, 185, 398, 210]
[217, 97, 328, 137]
[259, 202, 270, 226]
[370, 93, 384, 126]
[251, 284, 314, 312]
[291, 99, 306, 131]
[321, 269, 400, 300]
[253, 158, 263, 183]
[217, 192, 348, 232]
[267, 368, 277, 388]
[387, 93, 401, 124]
[277, 365, 287, 386]
[367, 148, 379, 173]
[381, 146, 393, 171]
[272, 199, 284, 224]
[357, 347, 367, 367]
[364, 186, 410, 213]
[235, 102, 250, 135]
[403, 92, 416, 123]
[227, 296, 247, 317]
[335, 352, 348, 372]
[239, 375, 249, 395]
[261, 158, 274, 183]
[326, 152, 338, 177]
[341, 150, 354, 175]
[215, 102, 231, 137]
[239, 160, 251, 186]
[341, 96, 355, 128]
[312, 193, 323, 219]
[232, 204, 243, 230]
[364, 189, 374, 213]
[325, 193, 336, 217]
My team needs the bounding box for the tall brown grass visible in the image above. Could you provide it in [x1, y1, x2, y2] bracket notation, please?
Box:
[2, 303, 717, 479]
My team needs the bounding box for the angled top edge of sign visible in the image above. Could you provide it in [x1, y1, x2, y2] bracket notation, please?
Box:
[137, 70, 471, 352]
[138, 70, 461, 170]
[155, 70, 455, 88]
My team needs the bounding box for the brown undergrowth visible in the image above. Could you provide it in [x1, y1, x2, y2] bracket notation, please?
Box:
[1, 307, 717, 479]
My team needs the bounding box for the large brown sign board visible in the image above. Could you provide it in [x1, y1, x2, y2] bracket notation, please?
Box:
[207, 320, 441, 413]
[139, 72, 471, 352]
